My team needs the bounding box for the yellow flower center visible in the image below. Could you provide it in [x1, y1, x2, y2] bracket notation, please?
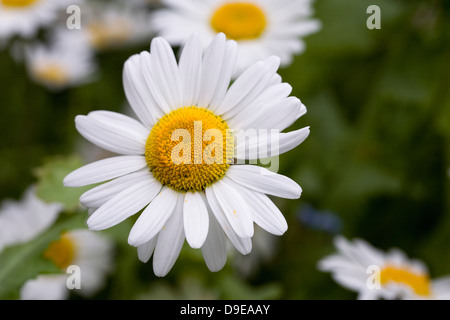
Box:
[87, 20, 131, 50]
[380, 265, 431, 296]
[33, 64, 69, 87]
[1, 0, 37, 8]
[145, 106, 233, 192]
[210, 2, 267, 41]
[44, 233, 76, 270]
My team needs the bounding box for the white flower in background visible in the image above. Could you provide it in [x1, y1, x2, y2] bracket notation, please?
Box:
[0, 187, 114, 300]
[0, 187, 61, 252]
[25, 29, 97, 91]
[19, 274, 69, 300]
[80, 1, 154, 51]
[318, 236, 450, 300]
[20, 229, 114, 300]
[64, 33, 309, 277]
[233, 226, 278, 277]
[152, 0, 321, 76]
[0, 0, 73, 43]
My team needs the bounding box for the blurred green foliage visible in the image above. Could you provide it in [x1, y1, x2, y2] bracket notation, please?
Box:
[0, 0, 449, 299]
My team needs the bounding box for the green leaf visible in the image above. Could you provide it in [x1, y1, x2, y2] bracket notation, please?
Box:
[0, 212, 87, 299]
[34, 155, 91, 212]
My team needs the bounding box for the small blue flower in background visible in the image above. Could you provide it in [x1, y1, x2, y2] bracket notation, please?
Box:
[297, 204, 342, 234]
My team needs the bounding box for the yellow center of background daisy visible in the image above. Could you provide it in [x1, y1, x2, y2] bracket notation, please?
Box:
[33, 64, 69, 87]
[380, 265, 431, 296]
[145, 106, 233, 192]
[210, 2, 267, 41]
[1, 0, 37, 7]
[44, 233, 76, 270]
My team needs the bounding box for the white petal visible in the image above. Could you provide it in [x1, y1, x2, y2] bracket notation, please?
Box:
[149, 37, 182, 110]
[87, 111, 149, 136]
[20, 275, 69, 300]
[153, 195, 185, 277]
[204, 188, 252, 255]
[232, 96, 305, 131]
[0, 187, 61, 249]
[139, 51, 171, 114]
[128, 187, 179, 247]
[123, 54, 162, 128]
[233, 184, 288, 236]
[264, 98, 306, 131]
[198, 33, 236, 109]
[80, 170, 153, 208]
[226, 165, 302, 199]
[234, 127, 310, 160]
[431, 277, 450, 300]
[270, 20, 322, 38]
[353, 238, 386, 267]
[67, 229, 113, 264]
[269, 0, 314, 19]
[137, 237, 158, 263]
[215, 60, 265, 116]
[333, 272, 368, 292]
[218, 56, 281, 118]
[183, 191, 209, 249]
[317, 254, 353, 271]
[178, 34, 202, 107]
[227, 83, 293, 130]
[75, 112, 147, 155]
[209, 39, 238, 111]
[201, 209, 227, 272]
[357, 290, 378, 300]
[161, 0, 205, 15]
[266, 37, 305, 57]
[63, 156, 147, 187]
[87, 176, 162, 230]
[209, 177, 254, 238]
[334, 236, 364, 262]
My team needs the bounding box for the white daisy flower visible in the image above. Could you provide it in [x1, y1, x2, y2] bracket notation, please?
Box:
[318, 236, 450, 300]
[24, 29, 97, 91]
[152, 0, 321, 76]
[0, 186, 61, 252]
[19, 274, 69, 300]
[0, 187, 114, 299]
[20, 229, 114, 300]
[0, 0, 73, 43]
[64, 33, 309, 277]
[80, 1, 154, 51]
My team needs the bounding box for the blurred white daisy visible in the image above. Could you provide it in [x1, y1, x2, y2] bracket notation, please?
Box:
[64, 33, 309, 277]
[318, 236, 450, 300]
[0, 186, 61, 252]
[80, 1, 154, 51]
[152, 0, 321, 76]
[20, 229, 114, 300]
[233, 226, 278, 277]
[0, 0, 73, 43]
[25, 29, 97, 91]
[0, 187, 114, 300]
